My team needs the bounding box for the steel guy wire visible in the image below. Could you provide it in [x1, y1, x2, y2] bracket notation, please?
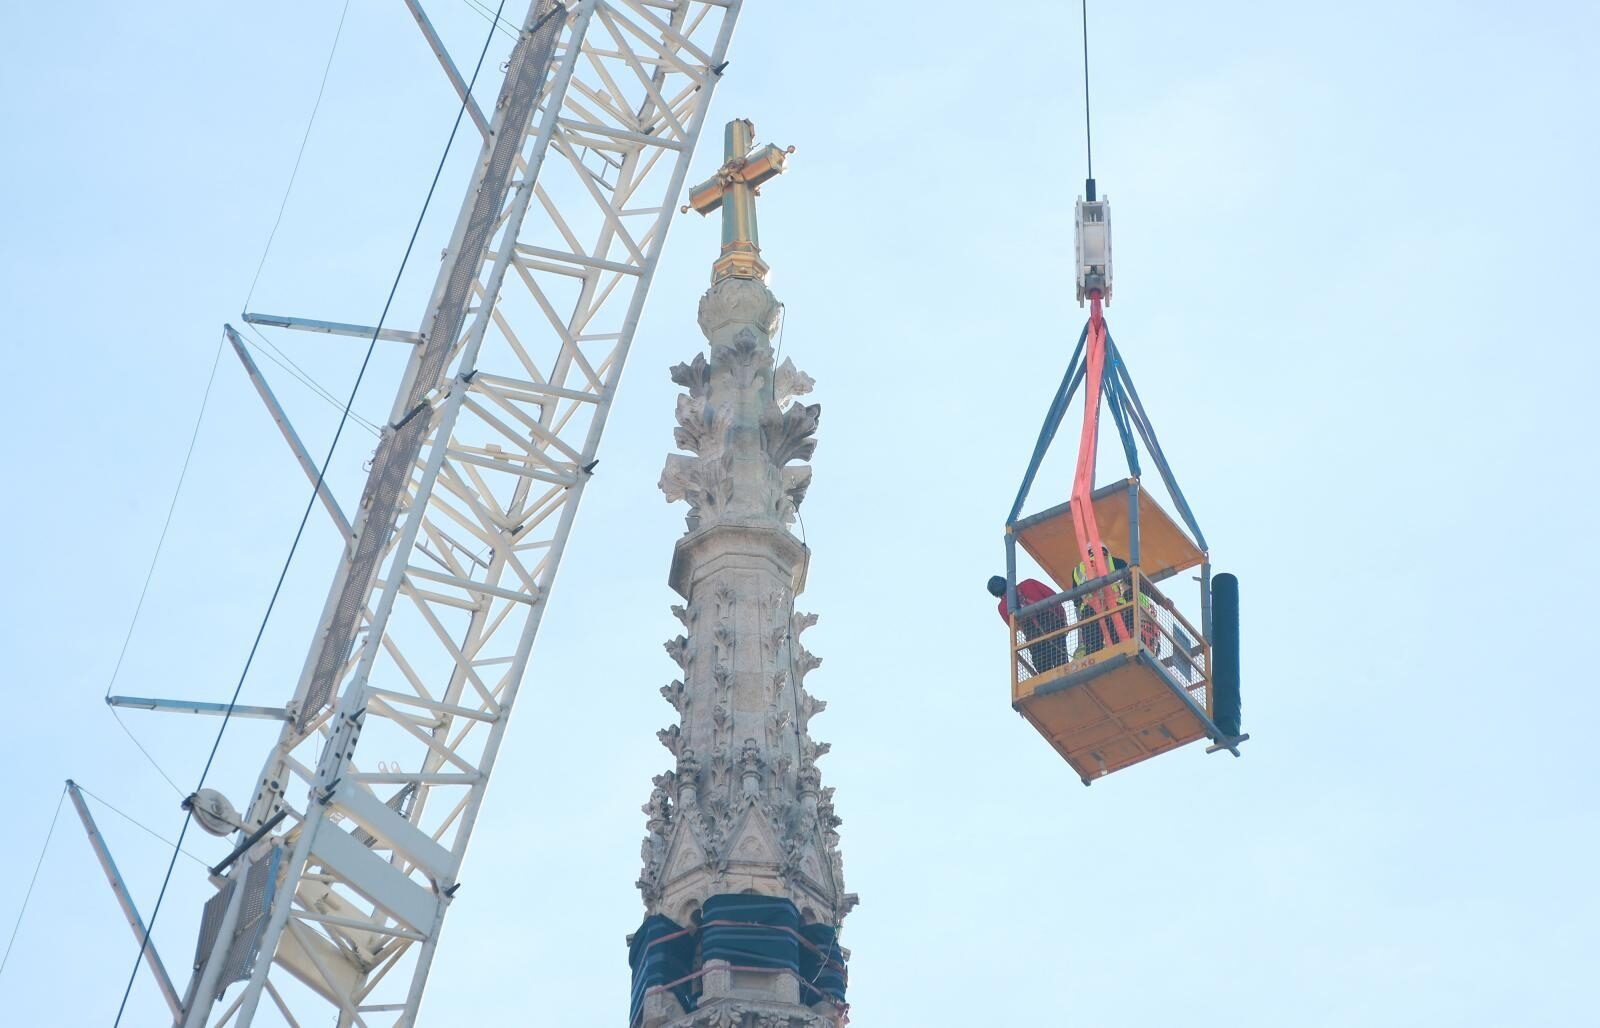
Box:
[462, 0, 521, 40]
[241, 0, 354, 313]
[108, 712, 187, 800]
[77, 784, 209, 870]
[0, 785, 67, 985]
[243, 320, 345, 405]
[100, 332, 226, 799]
[110, 2, 515, 1023]
[99, 0, 357, 806]
[241, 322, 383, 436]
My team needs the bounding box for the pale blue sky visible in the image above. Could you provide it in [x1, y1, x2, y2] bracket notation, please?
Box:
[2, 1, 1597, 1024]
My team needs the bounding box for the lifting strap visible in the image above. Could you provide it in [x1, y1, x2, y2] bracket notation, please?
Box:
[1069, 292, 1128, 644]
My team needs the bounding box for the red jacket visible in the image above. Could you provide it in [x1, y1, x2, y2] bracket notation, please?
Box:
[996, 578, 1059, 622]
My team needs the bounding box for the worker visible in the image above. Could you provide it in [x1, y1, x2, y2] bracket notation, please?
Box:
[1072, 546, 1161, 654]
[988, 575, 1069, 675]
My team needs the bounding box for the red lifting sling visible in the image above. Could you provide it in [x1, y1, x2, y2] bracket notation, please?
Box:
[1068, 291, 1129, 645]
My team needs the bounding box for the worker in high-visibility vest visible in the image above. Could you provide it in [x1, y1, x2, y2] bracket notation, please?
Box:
[1071, 547, 1160, 655]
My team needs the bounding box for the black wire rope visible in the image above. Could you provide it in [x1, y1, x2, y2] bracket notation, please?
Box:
[1081, 0, 1094, 183]
[109, 4, 513, 1023]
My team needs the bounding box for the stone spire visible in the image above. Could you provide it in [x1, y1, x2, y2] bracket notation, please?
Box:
[629, 122, 853, 1028]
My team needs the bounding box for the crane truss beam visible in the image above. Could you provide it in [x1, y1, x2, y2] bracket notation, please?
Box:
[177, 1, 741, 1024]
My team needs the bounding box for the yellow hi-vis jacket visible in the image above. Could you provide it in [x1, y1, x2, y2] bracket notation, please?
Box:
[1072, 555, 1150, 616]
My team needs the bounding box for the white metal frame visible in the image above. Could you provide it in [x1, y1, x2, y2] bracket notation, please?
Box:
[168, 2, 743, 1023]
[1074, 195, 1112, 306]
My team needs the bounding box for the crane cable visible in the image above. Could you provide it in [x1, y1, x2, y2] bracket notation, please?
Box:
[1081, 0, 1094, 186]
[1067, 1, 1122, 638]
[109, 3, 516, 1023]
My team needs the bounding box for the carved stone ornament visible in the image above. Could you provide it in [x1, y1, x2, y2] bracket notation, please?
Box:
[660, 451, 736, 518]
[670, 352, 711, 395]
[773, 358, 814, 404]
[662, 1004, 838, 1028]
[778, 466, 811, 524]
[696, 276, 781, 336]
[762, 402, 820, 467]
[677, 749, 702, 808]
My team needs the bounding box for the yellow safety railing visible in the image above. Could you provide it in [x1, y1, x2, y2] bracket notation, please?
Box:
[1009, 569, 1211, 715]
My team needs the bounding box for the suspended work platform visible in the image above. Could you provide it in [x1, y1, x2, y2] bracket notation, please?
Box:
[1009, 483, 1219, 782]
[999, 276, 1245, 784]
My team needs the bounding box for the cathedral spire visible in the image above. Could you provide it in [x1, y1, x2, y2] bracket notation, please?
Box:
[630, 122, 853, 1028]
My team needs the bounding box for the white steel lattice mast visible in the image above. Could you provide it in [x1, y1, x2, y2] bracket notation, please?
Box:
[127, 3, 747, 1024]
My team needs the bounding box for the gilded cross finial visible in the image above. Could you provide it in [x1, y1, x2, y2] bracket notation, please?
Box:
[681, 118, 795, 283]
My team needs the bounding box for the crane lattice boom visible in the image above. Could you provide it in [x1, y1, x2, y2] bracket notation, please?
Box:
[177, 2, 743, 1023]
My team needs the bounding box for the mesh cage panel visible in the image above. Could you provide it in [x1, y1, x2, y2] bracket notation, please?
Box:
[1012, 574, 1135, 685]
[214, 849, 280, 999]
[193, 877, 236, 972]
[1139, 586, 1209, 712]
[407, 2, 563, 408]
[298, 411, 430, 731]
[1012, 605, 1071, 685]
[295, 4, 565, 733]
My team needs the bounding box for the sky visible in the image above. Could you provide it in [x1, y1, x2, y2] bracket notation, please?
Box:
[1, 1, 1597, 1025]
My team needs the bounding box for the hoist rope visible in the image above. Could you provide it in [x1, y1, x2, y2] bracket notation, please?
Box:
[110, 4, 514, 1023]
[1081, 0, 1094, 181]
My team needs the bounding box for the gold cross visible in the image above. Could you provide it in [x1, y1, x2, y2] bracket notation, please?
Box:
[682, 119, 794, 283]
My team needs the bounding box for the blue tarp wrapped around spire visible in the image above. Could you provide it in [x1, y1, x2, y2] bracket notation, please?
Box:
[700, 894, 800, 969]
[630, 894, 848, 1022]
[628, 914, 694, 1025]
[799, 922, 848, 1003]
